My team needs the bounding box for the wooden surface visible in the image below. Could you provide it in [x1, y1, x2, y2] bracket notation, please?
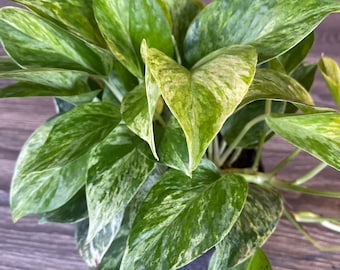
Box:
[1, 4, 340, 270]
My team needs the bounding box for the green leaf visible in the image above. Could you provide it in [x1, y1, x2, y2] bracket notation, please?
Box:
[245, 249, 272, 270]
[39, 187, 88, 224]
[0, 68, 90, 98]
[10, 102, 121, 222]
[0, 56, 20, 71]
[164, 0, 204, 62]
[98, 165, 166, 270]
[93, 0, 173, 78]
[121, 160, 248, 270]
[209, 184, 282, 269]
[0, 7, 113, 75]
[86, 125, 156, 241]
[222, 101, 286, 148]
[158, 117, 190, 175]
[292, 63, 318, 92]
[57, 90, 102, 106]
[319, 56, 340, 108]
[266, 112, 340, 170]
[121, 84, 159, 159]
[279, 32, 314, 74]
[76, 214, 124, 269]
[144, 45, 257, 172]
[12, 0, 106, 47]
[184, 0, 340, 66]
[242, 68, 314, 107]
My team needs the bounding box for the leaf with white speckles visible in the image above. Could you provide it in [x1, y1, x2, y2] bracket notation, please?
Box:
[86, 125, 156, 241]
[184, 0, 340, 66]
[266, 112, 340, 170]
[319, 56, 340, 108]
[94, 0, 173, 78]
[144, 44, 257, 173]
[0, 7, 113, 75]
[12, 0, 106, 47]
[10, 102, 121, 222]
[209, 184, 282, 269]
[121, 160, 248, 270]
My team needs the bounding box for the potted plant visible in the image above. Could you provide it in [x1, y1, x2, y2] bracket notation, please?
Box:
[0, 0, 340, 269]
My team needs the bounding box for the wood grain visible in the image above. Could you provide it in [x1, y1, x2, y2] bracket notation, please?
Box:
[0, 3, 340, 269]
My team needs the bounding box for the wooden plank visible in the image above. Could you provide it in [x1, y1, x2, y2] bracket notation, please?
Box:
[0, 6, 339, 270]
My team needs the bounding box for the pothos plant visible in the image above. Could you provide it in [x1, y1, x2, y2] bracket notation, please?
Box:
[1, 0, 340, 269]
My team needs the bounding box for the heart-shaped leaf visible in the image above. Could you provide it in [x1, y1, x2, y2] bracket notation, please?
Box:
[93, 0, 173, 78]
[0, 7, 113, 75]
[0, 68, 90, 97]
[266, 112, 340, 170]
[10, 102, 120, 222]
[319, 56, 340, 108]
[209, 184, 282, 269]
[86, 125, 156, 241]
[184, 0, 340, 66]
[12, 0, 106, 47]
[242, 68, 314, 107]
[121, 160, 248, 270]
[144, 45, 257, 172]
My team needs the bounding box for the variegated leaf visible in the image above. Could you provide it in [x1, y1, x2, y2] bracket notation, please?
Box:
[86, 125, 155, 241]
[0, 7, 113, 75]
[266, 112, 340, 170]
[319, 56, 340, 108]
[0, 68, 90, 97]
[12, 0, 106, 46]
[144, 44, 257, 172]
[209, 184, 282, 269]
[93, 0, 173, 78]
[121, 160, 248, 270]
[10, 102, 120, 222]
[184, 0, 340, 66]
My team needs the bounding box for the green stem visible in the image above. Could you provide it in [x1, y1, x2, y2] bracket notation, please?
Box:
[271, 178, 340, 198]
[290, 162, 328, 185]
[172, 35, 182, 65]
[269, 148, 301, 177]
[154, 113, 166, 128]
[226, 147, 242, 167]
[252, 100, 272, 171]
[219, 114, 266, 167]
[284, 208, 340, 251]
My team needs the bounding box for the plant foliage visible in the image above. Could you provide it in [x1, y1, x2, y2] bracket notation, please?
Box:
[1, 0, 340, 269]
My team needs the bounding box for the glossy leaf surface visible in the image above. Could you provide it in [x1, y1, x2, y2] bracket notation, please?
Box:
[266, 112, 340, 170]
[121, 42, 161, 159]
[278, 32, 314, 74]
[158, 117, 190, 174]
[121, 160, 248, 270]
[39, 187, 87, 224]
[98, 165, 166, 270]
[76, 214, 124, 268]
[10, 102, 120, 221]
[164, 0, 204, 62]
[0, 68, 90, 97]
[184, 0, 340, 66]
[145, 45, 257, 172]
[0, 56, 19, 71]
[209, 184, 282, 268]
[0, 7, 113, 74]
[93, 0, 173, 78]
[12, 0, 106, 46]
[319, 56, 340, 108]
[86, 125, 155, 241]
[242, 68, 314, 107]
